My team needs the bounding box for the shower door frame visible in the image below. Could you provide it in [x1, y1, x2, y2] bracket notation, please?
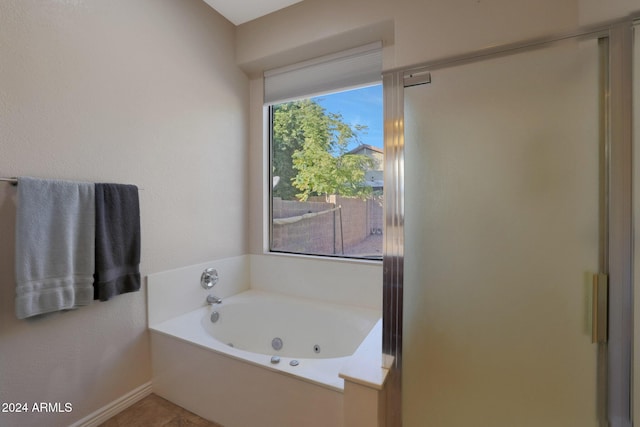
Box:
[382, 17, 634, 427]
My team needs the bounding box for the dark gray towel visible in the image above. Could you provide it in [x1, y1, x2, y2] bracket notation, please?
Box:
[94, 183, 141, 301]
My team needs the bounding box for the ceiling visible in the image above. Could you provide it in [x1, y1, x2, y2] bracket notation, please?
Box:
[202, 0, 304, 25]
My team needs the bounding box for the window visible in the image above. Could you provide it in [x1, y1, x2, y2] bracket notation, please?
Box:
[268, 84, 383, 260]
[264, 43, 383, 260]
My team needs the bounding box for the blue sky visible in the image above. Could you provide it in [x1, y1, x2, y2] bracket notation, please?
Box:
[312, 84, 383, 149]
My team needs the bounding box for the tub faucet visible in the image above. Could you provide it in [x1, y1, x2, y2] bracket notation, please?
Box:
[206, 294, 222, 305]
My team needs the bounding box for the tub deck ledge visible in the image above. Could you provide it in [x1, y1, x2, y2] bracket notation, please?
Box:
[339, 319, 389, 390]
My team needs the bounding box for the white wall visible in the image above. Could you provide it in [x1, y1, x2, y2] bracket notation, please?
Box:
[0, 0, 248, 426]
[237, 0, 639, 73]
[237, 0, 581, 74]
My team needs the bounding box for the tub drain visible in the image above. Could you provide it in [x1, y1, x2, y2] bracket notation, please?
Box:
[272, 337, 283, 351]
[313, 344, 321, 354]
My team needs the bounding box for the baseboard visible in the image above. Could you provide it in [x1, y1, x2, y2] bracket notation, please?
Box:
[69, 381, 153, 427]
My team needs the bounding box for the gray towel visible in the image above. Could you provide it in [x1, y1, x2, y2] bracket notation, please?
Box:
[15, 177, 95, 319]
[93, 183, 141, 302]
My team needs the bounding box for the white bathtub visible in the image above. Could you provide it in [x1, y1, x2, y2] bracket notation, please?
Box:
[150, 289, 381, 427]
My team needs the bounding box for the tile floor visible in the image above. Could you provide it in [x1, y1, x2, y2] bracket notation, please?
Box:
[99, 393, 223, 427]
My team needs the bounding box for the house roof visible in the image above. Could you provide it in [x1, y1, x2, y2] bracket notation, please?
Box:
[347, 144, 384, 155]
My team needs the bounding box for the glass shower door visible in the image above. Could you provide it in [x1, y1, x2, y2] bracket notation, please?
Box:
[402, 38, 603, 426]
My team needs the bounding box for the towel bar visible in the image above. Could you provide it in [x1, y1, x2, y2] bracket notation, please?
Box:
[1, 177, 142, 189]
[0, 177, 18, 185]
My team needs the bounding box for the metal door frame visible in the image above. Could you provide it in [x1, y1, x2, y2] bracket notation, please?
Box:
[382, 16, 635, 427]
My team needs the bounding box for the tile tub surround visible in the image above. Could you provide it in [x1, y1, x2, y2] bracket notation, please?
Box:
[147, 254, 382, 327]
[147, 256, 250, 326]
[249, 254, 382, 310]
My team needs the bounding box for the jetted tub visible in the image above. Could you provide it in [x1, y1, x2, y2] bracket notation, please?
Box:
[150, 289, 381, 427]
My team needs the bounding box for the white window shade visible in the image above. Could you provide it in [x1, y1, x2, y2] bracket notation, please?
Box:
[264, 42, 383, 105]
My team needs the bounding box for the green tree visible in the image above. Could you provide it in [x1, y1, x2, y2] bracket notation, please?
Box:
[272, 99, 373, 201]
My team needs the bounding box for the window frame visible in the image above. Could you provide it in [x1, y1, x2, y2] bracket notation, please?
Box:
[266, 87, 384, 261]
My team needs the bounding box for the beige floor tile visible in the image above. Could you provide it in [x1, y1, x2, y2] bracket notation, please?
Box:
[99, 394, 223, 427]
